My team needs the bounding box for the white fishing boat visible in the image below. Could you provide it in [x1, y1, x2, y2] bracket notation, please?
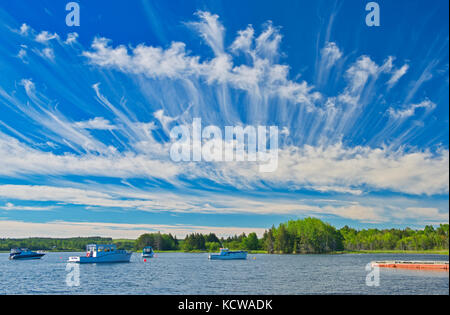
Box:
[142, 246, 154, 258]
[68, 244, 132, 263]
[209, 248, 247, 260]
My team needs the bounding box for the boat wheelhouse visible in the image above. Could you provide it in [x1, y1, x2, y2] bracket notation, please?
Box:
[9, 248, 45, 260]
[209, 248, 247, 260]
[68, 244, 132, 263]
[142, 246, 154, 258]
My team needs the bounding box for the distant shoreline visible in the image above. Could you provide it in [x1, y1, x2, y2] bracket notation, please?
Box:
[2, 218, 448, 254]
[1, 249, 448, 255]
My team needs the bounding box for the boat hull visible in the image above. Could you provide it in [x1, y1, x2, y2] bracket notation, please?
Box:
[209, 252, 247, 260]
[69, 252, 132, 264]
[371, 261, 449, 271]
[9, 253, 45, 260]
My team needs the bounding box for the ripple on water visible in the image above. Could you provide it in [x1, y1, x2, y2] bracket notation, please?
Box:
[0, 252, 448, 294]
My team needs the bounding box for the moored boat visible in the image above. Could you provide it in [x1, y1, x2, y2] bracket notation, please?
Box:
[142, 246, 154, 258]
[68, 244, 132, 263]
[209, 248, 247, 260]
[9, 248, 45, 260]
[371, 260, 449, 271]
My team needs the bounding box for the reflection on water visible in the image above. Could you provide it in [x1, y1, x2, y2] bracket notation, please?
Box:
[0, 252, 448, 294]
[381, 267, 449, 278]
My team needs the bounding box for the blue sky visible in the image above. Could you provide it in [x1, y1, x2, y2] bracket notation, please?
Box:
[0, 0, 448, 238]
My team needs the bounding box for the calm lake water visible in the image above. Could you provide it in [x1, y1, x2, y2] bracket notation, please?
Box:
[0, 252, 448, 294]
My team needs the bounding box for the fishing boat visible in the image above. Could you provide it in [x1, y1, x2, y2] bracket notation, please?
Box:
[371, 260, 449, 271]
[68, 244, 132, 263]
[142, 246, 154, 258]
[209, 248, 247, 260]
[9, 248, 45, 260]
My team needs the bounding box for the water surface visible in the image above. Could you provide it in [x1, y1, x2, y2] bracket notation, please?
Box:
[0, 252, 448, 294]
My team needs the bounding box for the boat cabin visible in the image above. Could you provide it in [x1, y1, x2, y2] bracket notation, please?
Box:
[86, 244, 117, 257]
[143, 246, 153, 253]
[10, 248, 30, 254]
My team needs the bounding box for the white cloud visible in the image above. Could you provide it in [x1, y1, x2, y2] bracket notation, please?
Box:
[32, 47, 55, 61]
[388, 100, 436, 119]
[392, 207, 449, 222]
[1, 182, 446, 224]
[230, 26, 254, 54]
[40, 47, 55, 60]
[0, 183, 384, 222]
[74, 117, 116, 130]
[83, 38, 203, 79]
[19, 78, 35, 93]
[17, 48, 28, 63]
[82, 13, 320, 109]
[255, 22, 282, 61]
[19, 23, 29, 35]
[0, 132, 180, 180]
[321, 42, 342, 69]
[345, 56, 379, 93]
[187, 11, 225, 56]
[215, 143, 449, 196]
[64, 32, 78, 45]
[1, 129, 448, 196]
[0, 220, 268, 238]
[0, 202, 55, 211]
[35, 30, 59, 43]
[387, 64, 409, 88]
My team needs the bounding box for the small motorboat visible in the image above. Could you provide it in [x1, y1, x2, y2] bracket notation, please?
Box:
[142, 246, 154, 258]
[9, 248, 45, 260]
[68, 244, 132, 263]
[209, 248, 247, 260]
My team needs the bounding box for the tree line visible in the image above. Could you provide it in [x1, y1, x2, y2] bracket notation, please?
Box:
[0, 237, 114, 252]
[1, 218, 448, 254]
[340, 224, 449, 252]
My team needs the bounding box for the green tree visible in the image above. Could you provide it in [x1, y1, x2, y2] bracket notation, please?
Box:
[243, 232, 259, 250]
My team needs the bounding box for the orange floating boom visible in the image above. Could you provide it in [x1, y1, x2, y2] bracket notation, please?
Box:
[371, 261, 449, 271]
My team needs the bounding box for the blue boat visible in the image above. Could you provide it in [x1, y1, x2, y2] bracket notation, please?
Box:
[142, 246, 154, 258]
[9, 248, 45, 260]
[209, 248, 247, 260]
[68, 244, 132, 263]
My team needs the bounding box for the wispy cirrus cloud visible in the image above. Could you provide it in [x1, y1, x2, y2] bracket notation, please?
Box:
[387, 64, 409, 88]
[388, 99, 436, 119]
[321, 42, 342, 69]
[82, 14, 321, 113]
[74, 117, 116, 130]
[0, 7, 448, 230]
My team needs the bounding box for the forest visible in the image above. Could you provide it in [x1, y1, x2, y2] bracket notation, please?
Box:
[1, 218, 448, 254]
